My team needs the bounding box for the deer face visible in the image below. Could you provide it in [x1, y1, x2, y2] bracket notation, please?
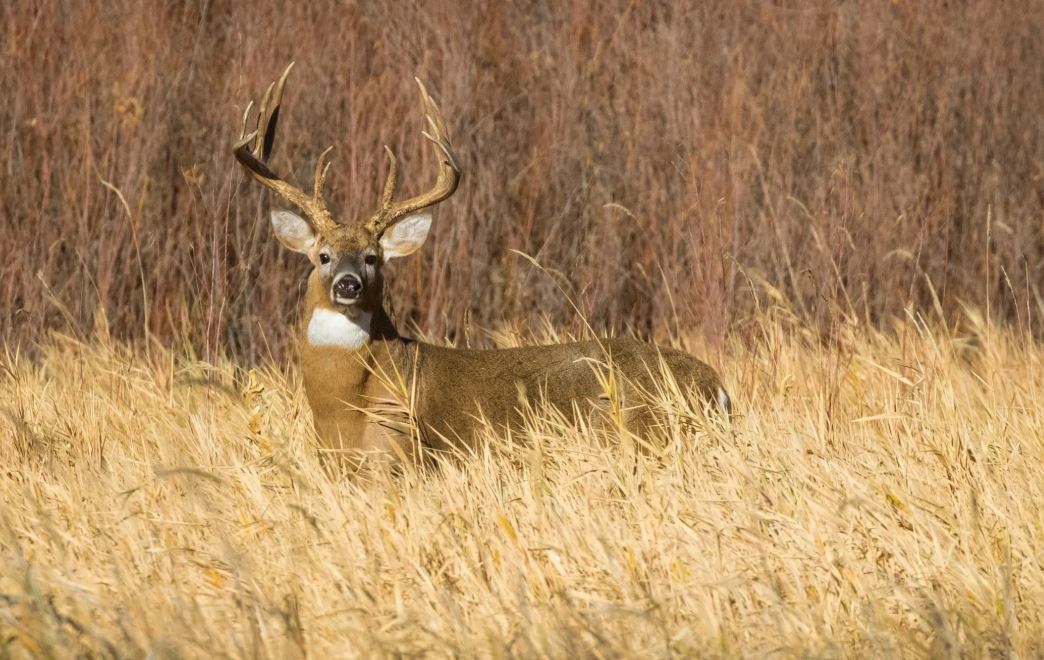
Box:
[270, 208, 432, 311]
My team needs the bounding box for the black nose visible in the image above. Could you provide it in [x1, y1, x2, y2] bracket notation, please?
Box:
[333, 274, 363, 300]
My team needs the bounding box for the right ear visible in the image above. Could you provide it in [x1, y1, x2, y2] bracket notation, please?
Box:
[270, 210, 316, 254]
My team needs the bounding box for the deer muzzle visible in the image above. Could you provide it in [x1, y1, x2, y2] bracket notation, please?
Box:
[332, 272, 363, 304]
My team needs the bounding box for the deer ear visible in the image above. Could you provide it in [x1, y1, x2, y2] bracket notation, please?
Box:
[380, 212, 432, 261]
[271, 210, 316, 254]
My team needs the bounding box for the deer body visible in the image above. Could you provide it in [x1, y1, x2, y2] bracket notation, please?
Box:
[298, 271, 727, 458]
[234, 64, 730, 462]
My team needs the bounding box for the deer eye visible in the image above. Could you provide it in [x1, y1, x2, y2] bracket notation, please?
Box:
[364, 253, 378, 266]
[319, 253, 330, 265]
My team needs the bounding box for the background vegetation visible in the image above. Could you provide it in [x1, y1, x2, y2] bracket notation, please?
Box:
[3, 1, 1042, 361]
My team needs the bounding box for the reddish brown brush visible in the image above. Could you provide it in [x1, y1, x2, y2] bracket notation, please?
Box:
[2, 1, 1042, 361]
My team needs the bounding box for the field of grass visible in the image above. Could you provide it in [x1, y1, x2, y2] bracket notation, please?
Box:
[2, 311, 1042, 657]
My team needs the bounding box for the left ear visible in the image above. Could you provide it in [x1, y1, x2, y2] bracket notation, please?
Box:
[380, 212, 432, 261]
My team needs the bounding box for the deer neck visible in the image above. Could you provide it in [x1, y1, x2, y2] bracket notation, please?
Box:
[298, 272, 408, 449]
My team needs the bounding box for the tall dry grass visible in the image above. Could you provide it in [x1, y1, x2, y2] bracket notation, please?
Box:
[3, 1, 1043, 361]
[1, 312, 1042, 656]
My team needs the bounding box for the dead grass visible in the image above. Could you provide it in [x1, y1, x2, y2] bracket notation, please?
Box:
[1, 311, 1042, 657]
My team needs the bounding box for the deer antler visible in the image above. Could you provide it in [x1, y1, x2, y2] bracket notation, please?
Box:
[233, 62, 337, 233]
[366, 79, 461, 235]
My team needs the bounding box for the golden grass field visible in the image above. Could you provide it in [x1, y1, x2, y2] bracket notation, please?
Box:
[2, 310, 1041, 657]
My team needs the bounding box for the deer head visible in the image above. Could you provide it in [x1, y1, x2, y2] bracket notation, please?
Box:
[233, 63, 460, 316]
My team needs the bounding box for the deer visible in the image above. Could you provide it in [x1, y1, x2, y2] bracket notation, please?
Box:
[233, 64, 731, 464]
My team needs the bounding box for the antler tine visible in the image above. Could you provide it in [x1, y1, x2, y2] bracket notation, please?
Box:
[372, 78, 461, 234]
[418, 80, 459, 169]
[313, 145, 334, 202]
[232, 62, 337, 232]
[422, 126, 458, 171]
[261, 62, 293, 161]
[365, 146, 400, 235]
[381, 146, 399, 208]
[251, 80, 276, 155]
[239, 100, 255, 141]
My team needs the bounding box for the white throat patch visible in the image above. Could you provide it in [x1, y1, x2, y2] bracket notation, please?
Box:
[307, 308, 372, 349]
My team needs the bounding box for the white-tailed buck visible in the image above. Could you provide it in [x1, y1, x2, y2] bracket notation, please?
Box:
[234, 64, 730, 462]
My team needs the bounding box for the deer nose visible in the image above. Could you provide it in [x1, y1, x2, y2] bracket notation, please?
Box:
[332, 273, 363, 301]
